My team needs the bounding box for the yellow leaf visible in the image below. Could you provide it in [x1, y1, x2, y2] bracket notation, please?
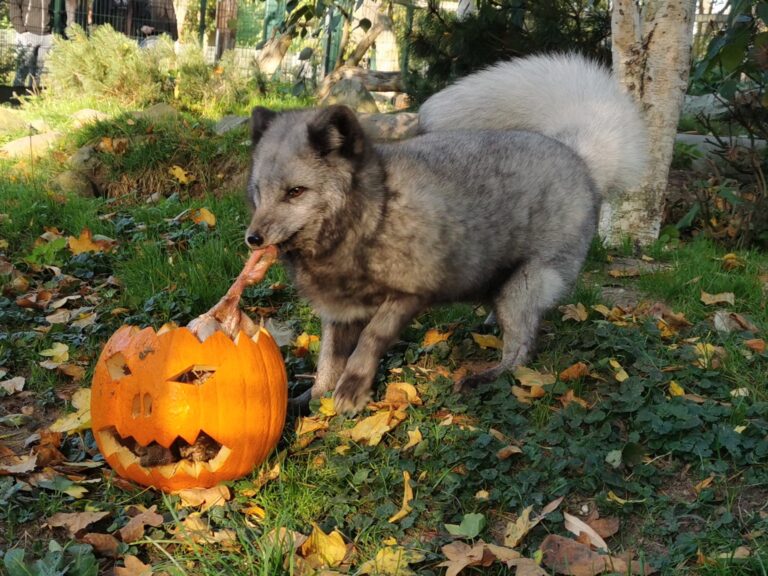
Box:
[609, 359, 629, 382]
[242, 505, 266, 520]
[669, 380, 685, 397]
[504, 505, 535, 548]
[693, 343, 726, 369]
[471, 333, 503, 350]
[388, 471, 414, 523]
[700, 291, 735, 306]
[402, 428, 423, 452]
[49, 388, 91, 433]
[359, 545, 426, 575]
[300, 523, 348, 567]
[296, 415, 329, 436]
[606, 490, 645, 506]
[423, 328, 452, 347]
[693, 474, 715, 495]
[475, 490, 490, 501]
[731, 387, 750, 398]
[177, 485, 231, 511]
[40, 342, 69, 364]
[340, 408, 407, 446]
[558, 362, 589, 382]
[513, 367, 556, 387]
[68, 228, 115, 255]
[657, 319, 676, 339]
[369, 382, 422, 410]
[169, 164, 194, 185]
[293, 332, 320, 357]
[558, 303, 588, 322]
[734, 425, 747, 434]
[720, 253, 745, 270]
[318, 397, 337, 417]
[190, 207, 216, 228]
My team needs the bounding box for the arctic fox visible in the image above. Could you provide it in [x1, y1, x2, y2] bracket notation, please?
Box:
[243, 53, 647, 414]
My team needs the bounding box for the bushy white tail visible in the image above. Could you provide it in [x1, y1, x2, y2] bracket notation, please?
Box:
[419, 53, 648, 193]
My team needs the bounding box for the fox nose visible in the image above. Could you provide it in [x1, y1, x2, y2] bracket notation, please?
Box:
[246, 232, 264, 248]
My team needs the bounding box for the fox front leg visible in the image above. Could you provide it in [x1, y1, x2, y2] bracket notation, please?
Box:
[333, 296, 424, 415]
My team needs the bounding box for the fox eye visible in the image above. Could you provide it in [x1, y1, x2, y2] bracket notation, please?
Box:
[286, 186, 307, 199]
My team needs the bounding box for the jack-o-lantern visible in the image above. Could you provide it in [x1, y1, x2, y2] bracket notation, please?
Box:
[91, 246, 287, 492]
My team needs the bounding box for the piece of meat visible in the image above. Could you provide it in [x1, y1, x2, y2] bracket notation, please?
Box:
[187, 245, 278, 342]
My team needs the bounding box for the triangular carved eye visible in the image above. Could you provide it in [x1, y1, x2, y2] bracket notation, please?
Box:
[105, 352, 132, 380]
[169, 365, 217, 385]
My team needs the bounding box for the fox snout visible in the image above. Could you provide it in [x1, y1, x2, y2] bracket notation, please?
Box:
[245, 231, 264, 248]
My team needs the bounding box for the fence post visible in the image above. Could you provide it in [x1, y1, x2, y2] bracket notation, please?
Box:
[199, 0, 207, 45]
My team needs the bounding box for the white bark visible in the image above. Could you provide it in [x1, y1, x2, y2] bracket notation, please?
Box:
[606, 0, 697, 246]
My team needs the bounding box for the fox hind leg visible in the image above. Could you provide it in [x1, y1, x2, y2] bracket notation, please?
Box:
[455, 264, 568, 392]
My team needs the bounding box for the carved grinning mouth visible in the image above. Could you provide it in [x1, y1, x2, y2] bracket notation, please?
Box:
[96, 427, 232, 479]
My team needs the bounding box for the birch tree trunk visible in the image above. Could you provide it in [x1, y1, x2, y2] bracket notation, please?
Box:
[605, 0, 697, 246]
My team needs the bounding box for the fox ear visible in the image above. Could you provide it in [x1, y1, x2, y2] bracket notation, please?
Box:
[307, 105, 366, 160]
[250, 107, 278, 145]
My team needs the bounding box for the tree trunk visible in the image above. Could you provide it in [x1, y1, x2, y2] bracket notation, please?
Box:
[316, 67, 403, 100]
[605, 0, 696, 246]
[256, 30, 293, 76]
[344, 11, 392, 68]
[214, 0, 238, 60]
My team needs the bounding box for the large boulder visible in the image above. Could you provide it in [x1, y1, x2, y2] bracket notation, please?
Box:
[0, 132, 62, 159]
[71, 109, 110, 129]
[214, 115, 249, 135]
[133, 103, 180, 123]
[320, 77, 379, 114]
[53, 170, 96, 197]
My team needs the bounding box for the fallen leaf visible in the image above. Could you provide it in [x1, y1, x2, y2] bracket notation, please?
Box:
[559, 362, 590, 382]
[713, 311, 759, 333]
[475, 490, 490, 501]
[300, 523, 349, 568]
[359, 545, 426, 575]
[242, 504, 266, 520]
[692, 343, 726, 369]
[39, 342, 69, 364]
[293, 332, 320, 357]
[745, 339, 766, 353]
[114, 555, 153, 576]
[58, 363, 86, 380]
[0, 453, 38, 475]
[701, 291, 735, 306]
[264, 527, 308, 551]
[512, 384, 546, 404]
[177, 485, 231, 511]
[471, 333, 503, 350]
[68, 228, 116, 254]
[587, 517, 620, 539]
[606, 491, 645, 506]
[173, 513, 237, 547]
[497, 445, 523, 460]
[16, 289, 53, 309]
[340, 408, 407, 446]
[559, 303, 588, 322]
[541, 534, 655, 576]
[318, 397, 337, 417]
[731, 387, 750, 398]
[423, 328, 452, 347]
[438, 541, 523, 576]
[296, 415, 330, 436]
[563, 512, 609, 551]
[560, 389, 589, 409]
[49, 388, 91, 433]
[716, 546, 751, 560]
[402, 428, 423, 452]
[46, 510, 110, 537]
[169, 164, 194, 185]
[369, 382, 422, 410]
[190, 207, 216, 227]
[388, 471, 414, 523]
[445, 512, 486, 539]
[693, 475, 715, 496]
[514, 367, 556, 387]
[80, 532, 120, 557]
[504, 505, 535, 548]
[119, 505, 164, 543]
[0, 376, 25, 395]
[608, 359, 629, 382]
[668, 381, 685, 397]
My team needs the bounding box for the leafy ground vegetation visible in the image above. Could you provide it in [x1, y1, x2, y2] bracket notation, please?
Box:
[1, 100, 768, 576]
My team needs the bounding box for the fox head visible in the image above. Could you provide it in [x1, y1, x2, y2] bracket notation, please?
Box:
[244, 105, 369, 257]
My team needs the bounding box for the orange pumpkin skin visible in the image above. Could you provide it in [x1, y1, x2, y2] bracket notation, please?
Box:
[90, 325, 287, 492]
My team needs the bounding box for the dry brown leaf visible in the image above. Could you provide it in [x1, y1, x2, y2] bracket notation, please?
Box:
[438, 541, 524, 576]
[263, 527, 308, 551]
[80, 532, 120, 557]
[388, 471, 414, 523]
[587, 517, 620, 539]
[559, 303, 589, 322]
[745, 338, 766, 353]
[177, 485, 231, 511]
[541, 535, 655, 576]
[359, 545, 426, 575]
[15, 289, 53, 310]
[563, 512, 609, 550]
[46, 510, 109, 537]
[701, 291, 735, 306]
[693, 474, 715, 495]
[713, 311, 759, 334]
[119, 505, 164, 543]
[559, 362, 590, 382]
[296, 415, 330, 436]
[560, 390, 590, 409]
[504, 505, 535, 548]
[340, 408, 407, 446]
[514, 367, 556, 388]
[0, 376, 25, 395]
[114, 555, 153, 576]
[0, 453, 38, 475]
[497, 445, 523, 460]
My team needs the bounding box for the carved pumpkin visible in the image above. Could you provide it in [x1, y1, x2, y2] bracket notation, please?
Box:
[91, 323, 287, 492]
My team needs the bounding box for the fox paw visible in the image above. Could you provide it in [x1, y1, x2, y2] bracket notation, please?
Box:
[333, 374, 372, 416]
